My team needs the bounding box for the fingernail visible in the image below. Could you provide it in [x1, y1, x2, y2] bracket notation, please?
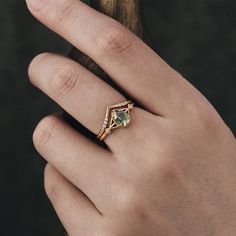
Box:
[26, 0, 46, 11]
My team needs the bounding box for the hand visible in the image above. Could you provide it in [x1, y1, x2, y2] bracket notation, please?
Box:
[26, 0, 236, 235]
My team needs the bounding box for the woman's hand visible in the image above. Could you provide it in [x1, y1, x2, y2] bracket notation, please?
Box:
[26, 0, 236, 235]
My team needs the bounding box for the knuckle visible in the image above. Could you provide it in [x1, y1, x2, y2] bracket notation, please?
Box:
[33, 115, 59, 149]
[146, 138, 184, 185]
[158, 156, 184, 186]
[116, 186, 143, 215]
[57, 1, 75, 23]
[50, 63, 79, 98]
[95, 25, 133, 59]
[198, 105, 218, 127]
[187, 100, 220, 133]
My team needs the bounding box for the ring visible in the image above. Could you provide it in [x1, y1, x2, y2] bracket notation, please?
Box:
[97, 100, 134, 141]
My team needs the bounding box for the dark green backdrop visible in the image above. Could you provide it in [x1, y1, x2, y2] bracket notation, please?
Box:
[0, 0, 235, 235]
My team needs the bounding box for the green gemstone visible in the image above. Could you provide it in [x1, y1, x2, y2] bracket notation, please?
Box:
[112, 110, 130, 127]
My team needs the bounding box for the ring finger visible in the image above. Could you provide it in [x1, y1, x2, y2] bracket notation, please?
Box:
[28, 53, 154, 150]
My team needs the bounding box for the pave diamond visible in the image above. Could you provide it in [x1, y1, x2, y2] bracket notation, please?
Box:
[112, 110, 130, 127]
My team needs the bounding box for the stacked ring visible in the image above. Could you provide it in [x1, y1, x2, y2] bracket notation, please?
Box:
[97, 100, 134, 141]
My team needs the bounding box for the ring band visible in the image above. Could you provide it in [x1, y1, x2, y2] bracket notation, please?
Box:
[97, 100, 134, 141]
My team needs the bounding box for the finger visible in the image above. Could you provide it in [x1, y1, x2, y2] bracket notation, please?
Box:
[44, 164, 102, 236]
[34, 115, 117, 209]
[29, 53, 124, 135]
[26, 0, 191, 116]
[29, 53, 153, 150]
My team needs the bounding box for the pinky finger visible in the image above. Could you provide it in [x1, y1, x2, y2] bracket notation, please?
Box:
[44, 164, 103, 236]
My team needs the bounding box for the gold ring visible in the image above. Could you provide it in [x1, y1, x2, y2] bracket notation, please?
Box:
[97, 100, 134, 141]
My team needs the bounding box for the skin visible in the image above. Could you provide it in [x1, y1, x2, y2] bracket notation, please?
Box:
[26, 0, 236, 235]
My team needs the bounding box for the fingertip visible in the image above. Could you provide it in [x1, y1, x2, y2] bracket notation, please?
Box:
[26, 0, 46, 12]
[28, 52, 55, 85]
[33, 115, 61, 152]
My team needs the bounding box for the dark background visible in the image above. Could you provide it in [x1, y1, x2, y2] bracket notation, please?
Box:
[0, 0, 235, 235]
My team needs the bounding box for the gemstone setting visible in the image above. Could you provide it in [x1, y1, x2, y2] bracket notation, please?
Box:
[112, 109, 130, 127]
[97, 100, 134, 141]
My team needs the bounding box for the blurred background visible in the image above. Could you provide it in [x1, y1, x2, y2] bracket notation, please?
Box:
[0, 0, 235, 235]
